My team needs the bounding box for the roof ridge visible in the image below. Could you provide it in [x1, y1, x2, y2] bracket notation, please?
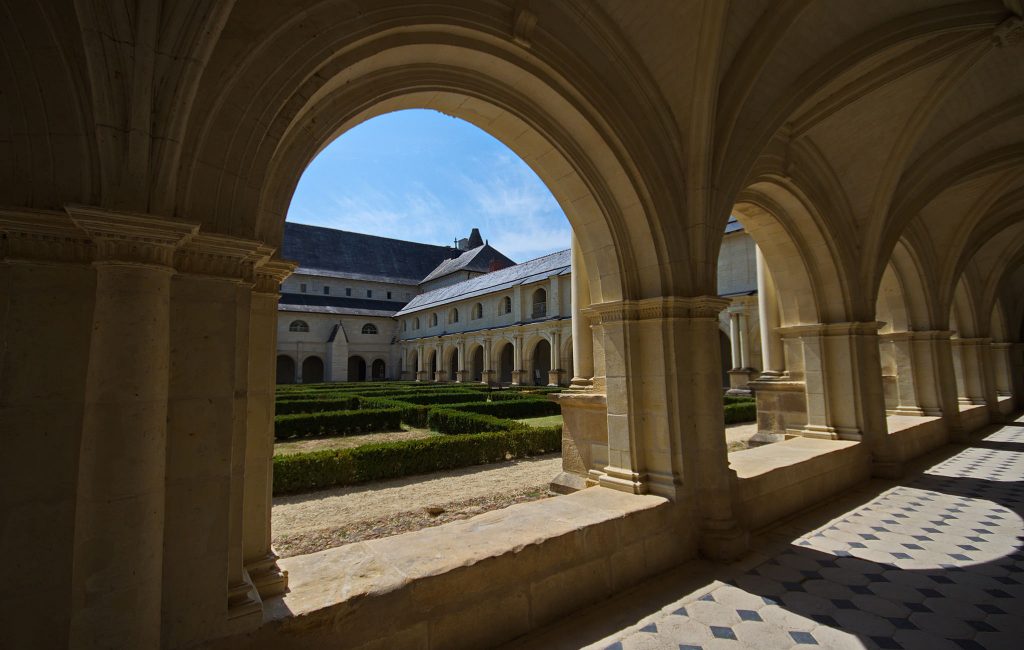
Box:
[285, 221, 459, 253]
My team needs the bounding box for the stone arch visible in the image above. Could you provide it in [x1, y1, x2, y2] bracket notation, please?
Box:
[407, 349, 419, 379]
[885, 237, 936, 330]
[951, 277, 981, 339]
[529, 338, 552, 386]
[347, 355, 367, 382]
[530, 288, 548, 319]
[733, 179, 851, 326]
[443, 345, 459, 382]
[371, 358, 386, 381]
[275, 355, 296, 385]
[560, 335, 573, 377]
[424, 348, 438, 380]
[182, 17, 682, 304]
[493, 339, 515, 385]
[301, 356, 324, 384]
[468, 343, 484, 383]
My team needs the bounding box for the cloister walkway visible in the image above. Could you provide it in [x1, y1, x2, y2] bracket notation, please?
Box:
[508, 415, 1024, 650]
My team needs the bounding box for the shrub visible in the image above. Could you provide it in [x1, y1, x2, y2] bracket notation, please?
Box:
[426, 408, 523, 435]
[394, 391, 488, 406]
[275, 396, 361, 415]
[274, 407, 402, 440]
[448, 398, 560, 419]
[724, 401, 757, 424]
[273, 425, 562, 494]
[359, 397, 430, 427]
[723, 395, 756, 405]
[486, 390, 534, 402]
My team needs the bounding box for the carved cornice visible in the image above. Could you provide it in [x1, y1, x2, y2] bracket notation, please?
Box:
[879, 329, 956, 342]
[583, 296, 730, 323]
[778, 321, 884, 337]
[0, 208, 94, 264]
[253, 258, 297, 294]
[952, 336, 994, 346]
[175, 233, 265, 283]
[65, 205, 198, 267]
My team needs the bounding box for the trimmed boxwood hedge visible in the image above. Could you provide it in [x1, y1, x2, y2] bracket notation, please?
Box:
[275, 396, 362, 415]
[358, 397, 431, 428]
[446, 398, 560, 419]
[426, 408, 522, 435]
[392, 391, 489, 406]
[723, 395, 756, 405]
[724, 401, 757, 424]
[273, 425, 562, 494]
[274, 407, 402, 440]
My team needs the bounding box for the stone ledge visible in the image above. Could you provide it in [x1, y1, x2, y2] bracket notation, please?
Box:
[208, 488, 690, 649]
[729, 438, 870, 531]
[884, 414, 947, 463]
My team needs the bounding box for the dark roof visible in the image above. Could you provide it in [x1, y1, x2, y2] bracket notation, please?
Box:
[467, 228, 483, 248]
[397, 249, 571, 315]
[420, 244, 515, 284]
[278, 293, 403, 317]
[282, 222, 463, 285]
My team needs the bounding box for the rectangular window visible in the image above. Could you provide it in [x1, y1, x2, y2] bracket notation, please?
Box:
[323, 286, 330, 295]
[387, 291, 392, 300]
[367, 289, 372, 298]
[300, 283, 307, 293]
[345, 288, 352, 296]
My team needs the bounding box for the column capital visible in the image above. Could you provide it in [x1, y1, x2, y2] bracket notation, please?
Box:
[0, 208, 94, 265]
[65, 205, 198, 267]
[253, 258, 297, 294]
[583, 296, 730, 323]
[779, 321, 884, 337]
[175, 233, 267, 283]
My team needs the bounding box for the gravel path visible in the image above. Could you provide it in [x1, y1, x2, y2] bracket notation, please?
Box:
[272, 453, 561, 557]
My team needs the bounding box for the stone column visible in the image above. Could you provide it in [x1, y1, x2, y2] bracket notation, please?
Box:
[482, 338, 494, 385]
[952, 338, 990, 405]
[67, 208, 196, 649]
[242, 259, 292, 603]
[456, 339, 468, 382]
[0, 211, 97, 648]
[570, 233, 594, 388]
[511, 334, 525, 385]
[738, 311, 752, 370]
[992, 342, 1013, 397]
[879, 332, 926, 416]
[549, 329, 562, 386]
[756, 246, 786, 376]
[434, 342, 444, 382]
[932, 332, 967, 441]
[416, 344, 428, 381]
[728, 311, 742, 369]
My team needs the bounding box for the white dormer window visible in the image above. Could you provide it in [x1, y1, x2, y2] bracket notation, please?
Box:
[362, 323, 378, 335]
[289, 320, 309, 333]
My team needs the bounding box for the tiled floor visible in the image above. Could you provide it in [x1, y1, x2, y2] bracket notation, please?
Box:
[511, 416, 1024, 650]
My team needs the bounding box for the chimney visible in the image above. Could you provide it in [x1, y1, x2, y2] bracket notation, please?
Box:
[468, 228, 484, 248]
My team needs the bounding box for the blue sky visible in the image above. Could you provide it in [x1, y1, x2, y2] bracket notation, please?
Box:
[286, 109, 571, 262]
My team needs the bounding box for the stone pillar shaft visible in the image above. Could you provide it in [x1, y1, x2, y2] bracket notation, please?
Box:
[738, 312, 751, 369]
[992, 342, 1013, 396]
[728, 312, 742, 369]
[570, 233, 594, 385]
[756, 246, 785, 375]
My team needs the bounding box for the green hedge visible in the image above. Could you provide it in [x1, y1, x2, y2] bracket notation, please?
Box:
[723, 395, 756, 405]
[426, 408, 522, 435]
[359, 398, 431, 428]
[273, 426, 562, 494]
[393, 391, 489, 406]
[486, 390, 534, 402]
[448, 398, 560, 419]
[275, 396, 362, 415]
[724, 401, 757, 424]
[274, 407, 402, 440]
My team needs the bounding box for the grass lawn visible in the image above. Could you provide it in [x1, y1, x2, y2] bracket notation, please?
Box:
[274, 427, 438, 456]
[516, 414, 564, 428]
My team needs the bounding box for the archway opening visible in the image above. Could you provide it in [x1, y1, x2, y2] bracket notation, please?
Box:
[301, 356, 325, 384]
[497, 342, 514, 385]
[448, 348, 458, 383]
[470, 345, 484, 383]
[532, 339, 551, 386]
[347, 355, 367, 382]
[276, 355, 296, 385]
[371, 359, 386, 381]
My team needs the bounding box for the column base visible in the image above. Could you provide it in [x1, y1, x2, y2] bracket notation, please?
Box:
[597, 466, 647, 494]
[455, 370, 469, 383]
[569, 377, 594, 390]
[227, 573, 263, 622]
[547, 369, 563, 386]
[434, 371, 448, 382]
[511, 370, 525, 385]
[415, 371, 429, 382]
[245, 550, 289, 599]
[481, 370, 495, 385]
[549, 471, 589, 494]
[699, 519, 749, 561]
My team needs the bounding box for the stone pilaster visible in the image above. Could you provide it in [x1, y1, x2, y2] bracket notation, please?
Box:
[66, 207, 197, 649]
[755, 245, 785, 377]
[570, 233, 594, 389]
[991, 342, 1013, 397]
[511, 334, 525, 385]
[243, 258, 294, 601]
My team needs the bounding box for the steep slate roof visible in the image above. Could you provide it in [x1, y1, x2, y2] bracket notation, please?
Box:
[278, 293, 402, 317]
[282, 222, 463, 285]
[396, 249, 571, 315]
[420, 243, 515, 284]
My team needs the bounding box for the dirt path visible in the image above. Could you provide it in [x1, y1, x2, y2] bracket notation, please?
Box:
[272, 453, 561, 557]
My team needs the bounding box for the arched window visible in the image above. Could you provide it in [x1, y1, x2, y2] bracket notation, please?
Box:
[500, 296, 512, 315]
[414, 317, 420, 330]
[403, 320, 408, 331]
[289, 320, 309, 332]
[532, 288, 547, 318]
[450, 308, 459, 323]
[429, 313, 438, 327]
[472, 303, 483, 319]
[362, 323, 378, 335]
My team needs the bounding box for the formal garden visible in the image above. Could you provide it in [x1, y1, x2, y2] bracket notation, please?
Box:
[271, 382, 758, 495]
